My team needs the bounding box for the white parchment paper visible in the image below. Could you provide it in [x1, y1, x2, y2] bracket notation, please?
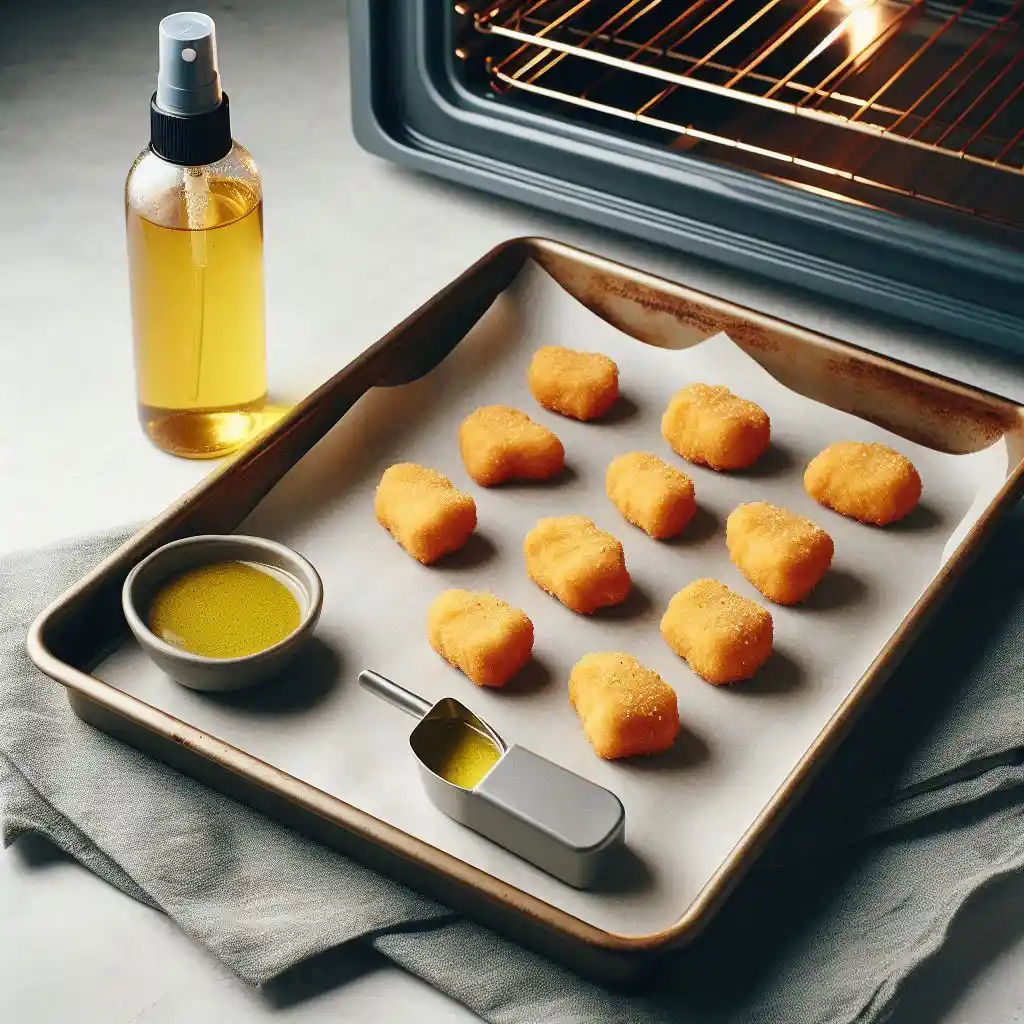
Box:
[99, 263, 1009, 935]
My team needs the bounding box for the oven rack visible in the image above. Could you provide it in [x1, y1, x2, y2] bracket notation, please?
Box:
[468, 0, 1024, 230]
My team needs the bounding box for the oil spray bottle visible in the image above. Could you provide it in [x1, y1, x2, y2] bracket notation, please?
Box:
[126, 12, 266, 458]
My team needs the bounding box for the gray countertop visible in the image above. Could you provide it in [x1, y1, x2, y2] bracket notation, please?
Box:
[2, 1, 1023, 1020]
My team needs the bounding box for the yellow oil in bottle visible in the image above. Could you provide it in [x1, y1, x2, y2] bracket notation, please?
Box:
[127, 175, 266, 459]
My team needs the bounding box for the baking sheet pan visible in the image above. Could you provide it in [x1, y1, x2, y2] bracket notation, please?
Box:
[95, 260, 1011, 938]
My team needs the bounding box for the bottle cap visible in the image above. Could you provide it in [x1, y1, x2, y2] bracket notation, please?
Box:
[149, 11, 232, 166]
[156, 12, 222, 116]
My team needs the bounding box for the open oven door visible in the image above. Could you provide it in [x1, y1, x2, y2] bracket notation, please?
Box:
[348, 0, 1024, 353]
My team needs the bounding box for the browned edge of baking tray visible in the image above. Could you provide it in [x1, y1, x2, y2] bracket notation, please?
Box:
[27, 237, 1024, 986]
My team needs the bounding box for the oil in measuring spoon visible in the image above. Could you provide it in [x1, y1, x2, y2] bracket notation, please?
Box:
[418, 718, 502, 789]
[147, 561, 300, 659]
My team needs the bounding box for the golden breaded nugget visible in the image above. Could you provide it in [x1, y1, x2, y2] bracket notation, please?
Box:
[661, 383, 770, 471]
[726, 501, 833, 605]
[606, 452, 696, 539]
[660, 579, 773, 684]
[374, 463, 477, 565]
[805, 441, 922, 526]
[527, 345, 619, 421]
[569, 653, 680, 760]
[458, 405, 565, 487]
[427, 589, 534, 688]
[524, 515, 631, 614]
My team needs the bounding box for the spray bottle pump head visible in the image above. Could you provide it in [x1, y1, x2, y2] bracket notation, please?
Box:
[149, 11, 232, 166]
[156, 12, 222, 116]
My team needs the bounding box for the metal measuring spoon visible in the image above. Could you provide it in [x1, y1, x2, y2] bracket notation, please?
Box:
[359, 670, 625, 889]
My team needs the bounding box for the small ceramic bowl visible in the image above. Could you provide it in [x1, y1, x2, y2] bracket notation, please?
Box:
[122, 534, 323, 692]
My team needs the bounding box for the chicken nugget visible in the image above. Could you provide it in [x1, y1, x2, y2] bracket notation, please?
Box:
[375, 463, 477, 564]
[427, 589, 534, 688]
[726, 501, 833, 605]
[804, 441, 922, 526]
[527, 345, 619, 421]
[606, 452, 696, 539]
[569, 652, 680, 760]
[660, 579, 773, 684]
[661, 383, 770, 471]
[524, 515, 631, 614]
[458, 405, 565, 487]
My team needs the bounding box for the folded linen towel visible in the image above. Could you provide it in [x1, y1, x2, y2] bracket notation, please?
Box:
[2, 513, 1022, 1023]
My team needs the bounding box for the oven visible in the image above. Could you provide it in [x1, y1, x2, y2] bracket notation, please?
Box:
[348, 0, 1024, 352]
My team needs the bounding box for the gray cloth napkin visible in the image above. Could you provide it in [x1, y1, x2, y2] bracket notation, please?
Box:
[2, 515, 1023, 1024]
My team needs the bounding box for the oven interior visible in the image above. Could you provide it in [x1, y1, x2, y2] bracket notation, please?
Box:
[453, 0, 1024, 251]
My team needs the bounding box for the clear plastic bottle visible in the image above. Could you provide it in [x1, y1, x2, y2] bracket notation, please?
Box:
[126, 13, 266, 459]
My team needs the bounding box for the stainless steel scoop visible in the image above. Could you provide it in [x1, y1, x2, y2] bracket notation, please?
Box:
[359, 670, 625, 890]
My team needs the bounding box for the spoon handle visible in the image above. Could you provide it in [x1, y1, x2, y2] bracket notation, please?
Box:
[358, 669, 432, 720]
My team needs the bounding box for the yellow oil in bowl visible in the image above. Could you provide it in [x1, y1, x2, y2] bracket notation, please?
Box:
[147, 560, 301, 659]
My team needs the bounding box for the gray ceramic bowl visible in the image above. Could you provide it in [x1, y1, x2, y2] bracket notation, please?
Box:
[122, 534, 323, 692]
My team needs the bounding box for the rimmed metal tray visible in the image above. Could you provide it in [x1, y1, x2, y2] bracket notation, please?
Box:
[28, 238, 1024, 984]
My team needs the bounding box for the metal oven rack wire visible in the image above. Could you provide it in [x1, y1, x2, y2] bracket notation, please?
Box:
[468, 0, 1024, 233]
